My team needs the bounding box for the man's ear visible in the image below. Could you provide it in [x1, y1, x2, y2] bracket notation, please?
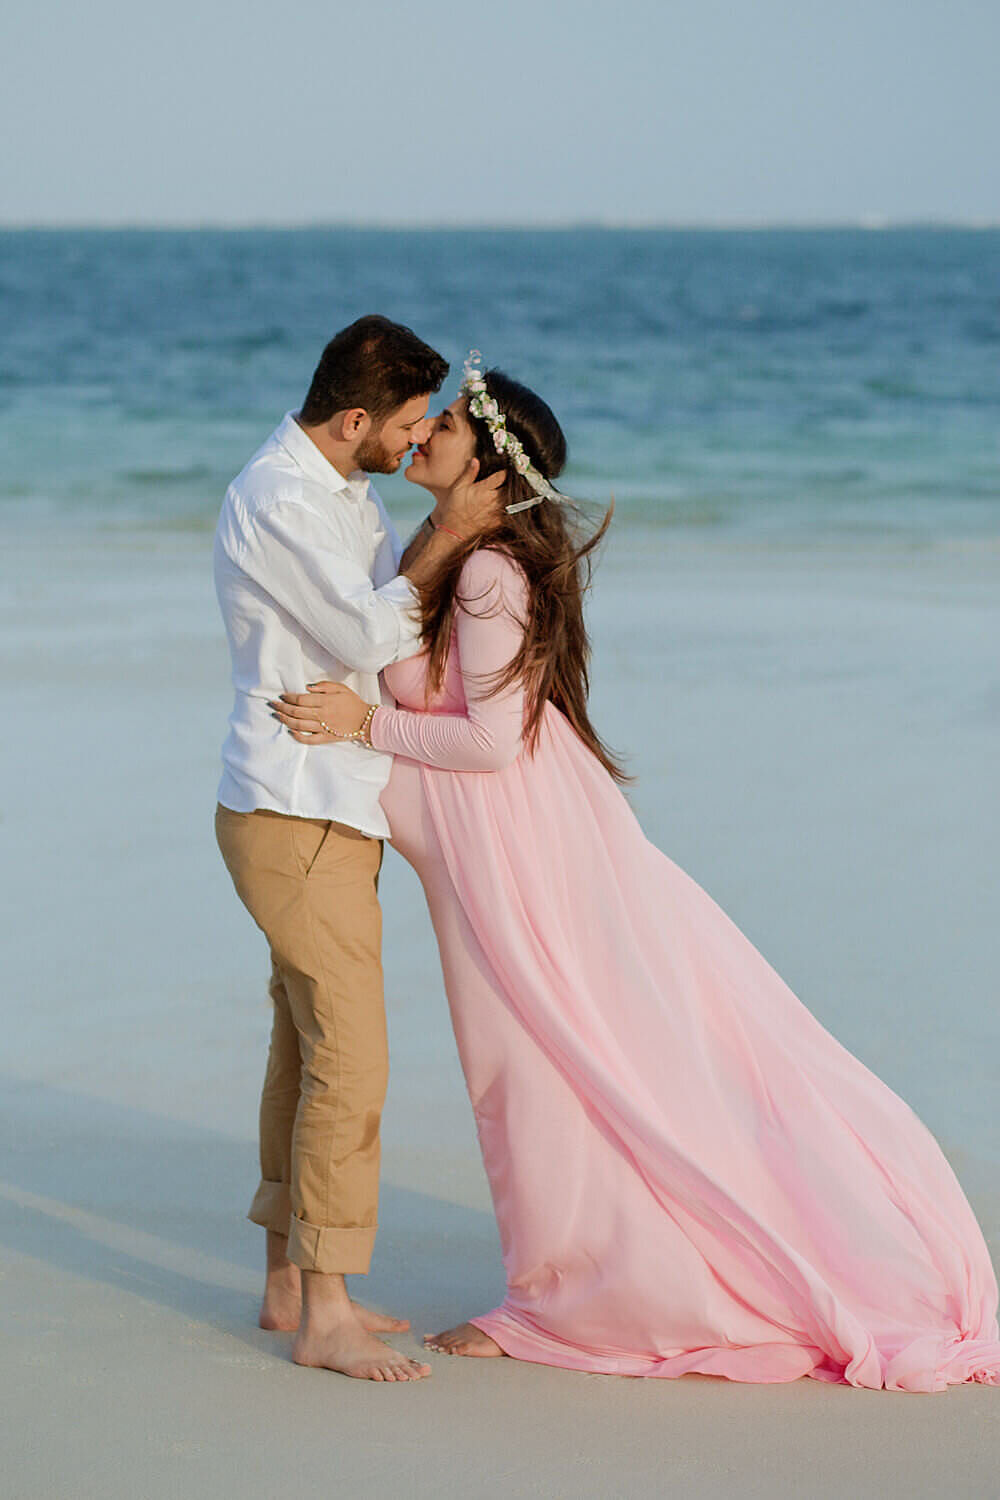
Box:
[330, 407, 371, 442]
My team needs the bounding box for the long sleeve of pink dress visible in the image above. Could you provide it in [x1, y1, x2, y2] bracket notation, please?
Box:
[369, 549, 528, 772]
[375, 546, 1000, 1391]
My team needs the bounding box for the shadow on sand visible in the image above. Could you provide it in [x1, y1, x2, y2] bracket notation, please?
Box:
[0, 1072, 505, 1346]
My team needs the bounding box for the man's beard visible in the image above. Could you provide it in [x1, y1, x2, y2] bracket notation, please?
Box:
[354, 428, 402, 474]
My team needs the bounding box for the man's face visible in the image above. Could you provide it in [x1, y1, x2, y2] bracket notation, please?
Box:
[354, 394, 433, 474]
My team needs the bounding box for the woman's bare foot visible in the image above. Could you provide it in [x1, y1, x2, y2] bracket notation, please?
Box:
[293, 1316, 431, 1382]
[424, 1321, 505, 1357]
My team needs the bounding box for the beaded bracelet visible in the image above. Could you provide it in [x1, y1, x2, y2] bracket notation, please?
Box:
[329, 702, 378, 749]
[356, 702, 378, 749]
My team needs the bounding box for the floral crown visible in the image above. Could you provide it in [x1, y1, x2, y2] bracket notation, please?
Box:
[459, 350, 570, 515]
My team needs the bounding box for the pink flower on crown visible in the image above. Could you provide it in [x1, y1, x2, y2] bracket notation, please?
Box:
[493, 427, 509, 452]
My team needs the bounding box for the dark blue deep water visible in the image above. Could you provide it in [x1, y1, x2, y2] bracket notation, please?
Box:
[2, 227, 998, 538]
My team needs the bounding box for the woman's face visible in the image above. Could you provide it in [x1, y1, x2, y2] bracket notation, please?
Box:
[404, 397, 478, 492]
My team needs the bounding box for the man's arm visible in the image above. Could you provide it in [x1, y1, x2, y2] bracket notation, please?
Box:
[241, 469, 504, 676]
[400, 522, 470, 588]
[398, 461, 508, 588]
[238, 502, 439, 675]
[370, 492, 458, 592]
[376, 506, 465, 592]
[398, 522, 446, 579]
[399, 515, 436, 574]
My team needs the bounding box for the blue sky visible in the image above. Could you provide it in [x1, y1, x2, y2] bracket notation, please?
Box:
[3, 0, 998, 226]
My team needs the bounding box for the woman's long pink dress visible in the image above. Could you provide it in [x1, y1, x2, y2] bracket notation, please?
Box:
[373, 548, 1000, 1391]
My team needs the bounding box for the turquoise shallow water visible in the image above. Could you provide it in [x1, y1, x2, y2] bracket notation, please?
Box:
[1, 226, 998, 538]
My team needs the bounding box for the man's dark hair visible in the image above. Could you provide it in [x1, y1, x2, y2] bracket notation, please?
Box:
[299, 315, 448, 427]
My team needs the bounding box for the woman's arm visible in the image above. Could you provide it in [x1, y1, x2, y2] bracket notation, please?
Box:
[369, 549, 529, 773]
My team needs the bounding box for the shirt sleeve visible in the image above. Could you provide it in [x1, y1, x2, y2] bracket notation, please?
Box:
[241, 499, 422, 674]
[369, 482, 405, 577]
[369, 550, 529, 772]
[369, 486, 425, 666]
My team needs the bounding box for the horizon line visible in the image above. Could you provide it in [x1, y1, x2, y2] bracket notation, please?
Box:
[2, 215, 1000, 234]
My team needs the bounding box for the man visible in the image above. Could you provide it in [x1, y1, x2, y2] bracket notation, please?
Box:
[214, 315, 492, 1382]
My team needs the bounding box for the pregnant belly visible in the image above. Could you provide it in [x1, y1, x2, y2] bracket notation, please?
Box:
[379, 756, 439, 871]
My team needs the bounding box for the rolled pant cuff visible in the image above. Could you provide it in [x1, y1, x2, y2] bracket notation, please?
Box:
[248, 1179, 292, 1235]
[287, 1216, 377, 1275]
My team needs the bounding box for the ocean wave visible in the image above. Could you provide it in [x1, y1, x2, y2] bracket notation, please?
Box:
[1, 226, 998, 544]
[119, 464, 214, 487]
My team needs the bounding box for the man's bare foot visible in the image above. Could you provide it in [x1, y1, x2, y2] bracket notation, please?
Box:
[289, 1265, 427, 1380]
[293, 1318, 431, 1381]
[259, 1247, 302, 1331]
[352, 1302, 410, 1334]
[259, 1232, 409, 1334]
[260, 1280, 302, 1332]
[424, 1322, 505, 1357]
[261, 1290, 408, 1335]
[260, 1230, 302, 1331]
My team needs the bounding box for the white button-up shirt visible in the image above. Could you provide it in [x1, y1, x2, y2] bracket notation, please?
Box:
[214, 412, 422, 837]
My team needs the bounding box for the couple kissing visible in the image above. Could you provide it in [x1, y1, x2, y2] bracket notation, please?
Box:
[215, 315, 1000, 1390]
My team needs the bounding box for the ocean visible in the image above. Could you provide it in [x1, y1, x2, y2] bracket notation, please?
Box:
[2, 226, 998, 541]
[2, 229, 998, 1354]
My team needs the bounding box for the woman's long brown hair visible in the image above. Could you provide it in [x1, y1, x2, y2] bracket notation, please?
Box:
[417, 370, 630, 785]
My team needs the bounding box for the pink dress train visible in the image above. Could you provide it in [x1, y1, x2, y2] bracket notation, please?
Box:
[373, 548, 1000, 1391]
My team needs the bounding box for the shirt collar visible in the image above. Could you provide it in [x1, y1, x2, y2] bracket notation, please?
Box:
[273, 411, 371, 502]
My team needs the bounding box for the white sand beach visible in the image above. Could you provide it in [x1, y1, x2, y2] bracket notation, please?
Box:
[2, 522, 998, 1497]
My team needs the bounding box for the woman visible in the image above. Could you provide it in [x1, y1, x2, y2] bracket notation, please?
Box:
[273, 355, 1000, 1390]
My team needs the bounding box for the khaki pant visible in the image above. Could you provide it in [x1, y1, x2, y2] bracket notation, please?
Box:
[215, 804, 386, 1274]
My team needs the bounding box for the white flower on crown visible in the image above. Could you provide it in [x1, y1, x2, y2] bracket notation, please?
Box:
[458, 347, 574, 515]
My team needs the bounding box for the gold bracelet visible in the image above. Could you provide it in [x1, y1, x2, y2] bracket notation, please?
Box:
[329, 702, 378, 746]
[356, 702, 378, 749]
